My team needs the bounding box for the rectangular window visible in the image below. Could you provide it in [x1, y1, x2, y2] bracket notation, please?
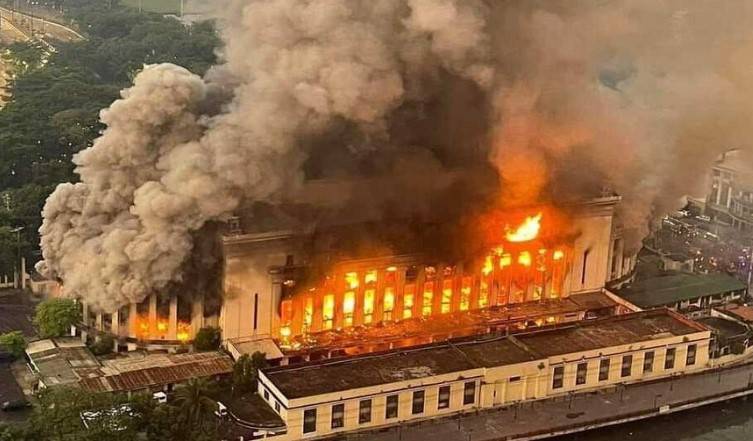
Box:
[686, 344, 697, 366]
[441, 280, 452, 314]
[643, 351, 655, 373]
[598, 358, 610, 381]
[358, 399, 372, 424]
[460, 277, 471, 311]
[479, 280, 489, 307]
[621, 355, 633, 378]
[438, 385, 451, 409]
[552, 366, 564, 389]
[665, 348, 676, 370]
[303, 408, 317, 434]
[275, 401, 281, 413]
[331, 403, 344, 429]
[263, 390, 270, 401]
[383, 287, 395, 321]
[343, 291, 355, 327]
[363, 289, 375, 324]
[422, 284, 433, 317]
[576, 362, 588, 385]
[322, 294, 335, 330]
[509, 376, 521, 382]
[403, 285, 414, 319]
[463, 381, 476, 405]
[385, 394, 399, 419]
[412, 390, 425, 415]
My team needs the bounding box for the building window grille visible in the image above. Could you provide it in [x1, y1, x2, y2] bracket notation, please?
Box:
[552, 366, 565, 389]
[576, 362, 588, 385]
[386, 394, 399, 419]
[621, 355, 633, 378]
[403, 285, 415, 319]
[598, 358, 610, 381]
[643, 351, 654, 373]
[331, 403, 345, 429]
[303, 408, 317, 434]
[359, 399, 372, 424]
[412, 390, 425, 415]
[438, 385, 451, 409]
[322, 294, 335, 330]
[665, 348, 676, 370]
[383, 287, 395, 322]
[463, 381, 476, 405]
[686, 344, 697, 366]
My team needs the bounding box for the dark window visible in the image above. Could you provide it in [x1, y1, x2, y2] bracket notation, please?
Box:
[576, 362, 588, 385]
[412, 390, 425, 415]
[643, 351, 655, 373]
[621, 355, 633, 378]
[463, 382, 476, 405]
[359, 399, 372, 424]
[303, 408, 317, 434]
[331, 403, 344, 429]
[263, 390, 269, 401]
[665, 348, 676, 370]
[599, 358, 610, 381]
[274, 401, 281, 413]
[552, 366, 564, 389]
[253, 293, 259, 330]
[438, 385, 451, 409]
[509, 376, 521, 382]
[686, 344, 697, 366]
[581, 249, 591, 285]
[386, 395, 399, 419]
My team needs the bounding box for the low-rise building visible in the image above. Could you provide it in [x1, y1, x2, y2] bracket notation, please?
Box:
[242, 310, 709, 440]
[613, 272, 746, 315]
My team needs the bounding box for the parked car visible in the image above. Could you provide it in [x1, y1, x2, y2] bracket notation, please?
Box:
[2, 399, 30, 412]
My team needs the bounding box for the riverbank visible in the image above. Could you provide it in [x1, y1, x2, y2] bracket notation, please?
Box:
[325, 361, 753, 441]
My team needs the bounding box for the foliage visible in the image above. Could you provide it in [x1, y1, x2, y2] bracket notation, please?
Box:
[0, 0, 220, 269]
[29, 386, 137, 441]
[0, 330, 26, 359]
[193, 326, 221, 351]
[0, 225, 30, 277]
[173, 378, 220, 436]
[232, 351, 267, 395]
[34, 298, 82, 338]
[89, 333, 115, 355]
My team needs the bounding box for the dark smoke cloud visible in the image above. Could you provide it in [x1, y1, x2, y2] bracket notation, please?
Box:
[38, 0, 753, 311]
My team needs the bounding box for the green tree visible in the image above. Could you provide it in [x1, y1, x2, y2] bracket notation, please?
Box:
[173, 378, 218, 434]
[232, 351, 267, 395]
[193, 326, 221, 351]
[34, 298, 82, 338]
[0, 330, 26, 359]
[89, 333, 114, 355]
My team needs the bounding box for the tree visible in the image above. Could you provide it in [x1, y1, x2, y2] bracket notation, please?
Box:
[173, 378, 218, 434]
[34, 298, 82, 338]
[0, 331, 26, 359]
[193, 326, 221, 351]
[232, 351, 267, 395]
[89, 333, 114, 355]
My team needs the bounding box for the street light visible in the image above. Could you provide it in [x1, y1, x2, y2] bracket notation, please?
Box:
[10, 226, 22, 288]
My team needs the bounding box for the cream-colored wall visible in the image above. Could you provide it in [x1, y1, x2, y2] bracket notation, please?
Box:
[570, 205, 615, 293]
[544, 332, 711, 396]
[221, 236, 295, 340]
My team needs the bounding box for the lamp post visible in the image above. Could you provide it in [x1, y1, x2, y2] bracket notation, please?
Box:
[10, 226, 22, 288]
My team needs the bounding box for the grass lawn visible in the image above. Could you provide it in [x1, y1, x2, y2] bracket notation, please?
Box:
[121, 0, 182, 14]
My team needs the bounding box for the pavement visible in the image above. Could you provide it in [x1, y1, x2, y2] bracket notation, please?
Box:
[326, 362, 753, 441]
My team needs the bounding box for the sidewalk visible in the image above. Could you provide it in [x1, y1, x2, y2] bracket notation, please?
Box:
[328, 362, 753, 441]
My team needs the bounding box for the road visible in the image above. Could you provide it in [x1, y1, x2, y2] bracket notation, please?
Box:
[325, 361, 753, 441]
[0, 6, 84, 46]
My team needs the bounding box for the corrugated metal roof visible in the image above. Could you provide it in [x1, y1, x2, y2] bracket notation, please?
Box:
[79, 352, 233, 393]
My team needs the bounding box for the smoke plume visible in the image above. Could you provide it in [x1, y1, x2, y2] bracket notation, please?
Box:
[38, 0, 753, 311]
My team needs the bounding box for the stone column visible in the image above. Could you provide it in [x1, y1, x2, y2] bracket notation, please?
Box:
[129, 302, 138, 338]
[191, 293, 204, 336]
[148, 293, 157, 338]
[111, 309, 120, 335]
[95, 313, 104, 333]
[168, 296, 178, 340]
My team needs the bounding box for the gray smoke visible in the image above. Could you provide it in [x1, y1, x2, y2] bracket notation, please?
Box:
[38, 0, 753, 311]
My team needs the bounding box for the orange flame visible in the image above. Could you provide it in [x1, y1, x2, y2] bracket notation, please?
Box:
[506, 213, 542, 242]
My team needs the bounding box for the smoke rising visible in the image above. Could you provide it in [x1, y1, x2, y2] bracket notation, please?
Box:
[38, 0, 753, 311]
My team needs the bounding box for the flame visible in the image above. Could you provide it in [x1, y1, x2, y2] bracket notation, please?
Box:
[506, 212, 543, 242]
[553, 250, 564, 260]
[157, 321, 168, 332]
[482, 255, 494, 276]
[345, 272, 359, 289]
[518, 251, 532, 267]
[177, 323, 191, 343]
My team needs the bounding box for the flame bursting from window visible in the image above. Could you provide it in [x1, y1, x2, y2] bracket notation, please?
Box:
[506, 212, 542, 242]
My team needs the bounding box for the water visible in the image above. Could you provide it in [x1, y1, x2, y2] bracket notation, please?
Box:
[556, 398, 753, 441]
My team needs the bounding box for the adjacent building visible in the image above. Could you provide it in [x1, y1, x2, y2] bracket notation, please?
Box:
[248, 310, 709, 440]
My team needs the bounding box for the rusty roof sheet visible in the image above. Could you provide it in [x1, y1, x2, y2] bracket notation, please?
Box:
[79, 352, 233, 393]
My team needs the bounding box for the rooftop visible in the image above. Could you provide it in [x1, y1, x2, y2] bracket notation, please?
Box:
[614, 272, 746, 308]
[263, 310, 706, 400]
[0, 290, 36, 336]
[79, 351, 233, 393]
[697, 317, 749, 340]
[718, 304, 753, 323]
[26, 338, 101, 387]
